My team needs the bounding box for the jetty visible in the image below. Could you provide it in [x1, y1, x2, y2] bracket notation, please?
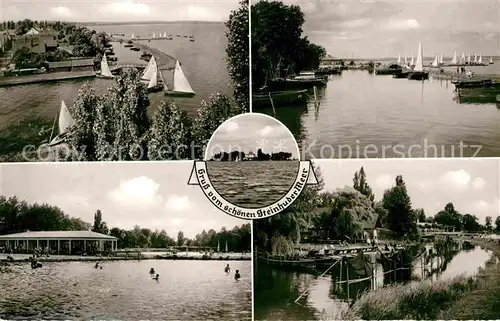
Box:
[0, 70, 96, 88]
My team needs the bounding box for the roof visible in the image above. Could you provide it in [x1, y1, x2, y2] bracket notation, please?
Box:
[0, 231, 117, 240]
[71, 58, 95, 67]
[44, 38, 57, 48]
[363, 213, 380, 230]
[25, 27, 40, 35]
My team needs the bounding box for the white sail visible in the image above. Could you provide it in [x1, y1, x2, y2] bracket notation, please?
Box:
[414, 43, 423, 72]
[467, 53, 471, 63]
[473, 54, 477, 63]
[451, 51, 457, 64]
[173, 60, 194, 94]
[131, 33, 135, 39]
[142, 55, 156, 80]
[410, 53, 414, 66]
[439, 53, 443, 64]
[100, 53, 113, 78]
[58, 100, 74, 135]
[478, 54, 482, 64]
[163, 32, 167, 38]
[153, 32, 156, 39]
[148, 61, 158, 88]
[460, 52, 465, 63]
[432, 54, 439, 67]
[397, 53, 401, 64]
[490, 57, 494, 64]
[404, 52, 407, 64]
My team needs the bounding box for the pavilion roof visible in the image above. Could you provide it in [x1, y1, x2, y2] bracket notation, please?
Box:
[0, 231, 117, 240]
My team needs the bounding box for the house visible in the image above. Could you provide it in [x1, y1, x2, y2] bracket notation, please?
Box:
[321, 55, 344, 67]
[47, 58, 95, 72]
[363, 214, 383, 243]
[12, 28, 58, 54]
[244, 151, 256, 161]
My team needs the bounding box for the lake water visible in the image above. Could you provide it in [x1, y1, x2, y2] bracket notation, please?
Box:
[0, 260, 251, 320]
[206, 161, 299, 208]
[253, 244, 494, 321]
[0, 22, 231, 134]
[262, 69, 500, 159]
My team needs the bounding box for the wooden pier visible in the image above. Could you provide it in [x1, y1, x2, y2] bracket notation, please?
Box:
[0, 71, 96, 88]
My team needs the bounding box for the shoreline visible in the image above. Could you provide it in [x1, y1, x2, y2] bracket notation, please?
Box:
[1, 254, 251, 263]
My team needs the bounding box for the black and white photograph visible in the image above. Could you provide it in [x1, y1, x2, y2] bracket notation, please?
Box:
[0, 162, 252, 320]
[254, 158, 500, 320]
[206, 113, 300, 208]
[251, 0, 500, 158]
[0, 0, 248, 162]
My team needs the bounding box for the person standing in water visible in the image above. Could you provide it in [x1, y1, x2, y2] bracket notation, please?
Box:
[224, 264, 230, 273]
[234, 270, 240, 280]
[149, 268, 155, 274]
[153, 274, 159, 280]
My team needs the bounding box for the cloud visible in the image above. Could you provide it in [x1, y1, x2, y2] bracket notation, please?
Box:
[374, 174, 393, 190]
[108, 176, 162, 207]
[384, 18, 420, 30]
[259, 126, 274, 137]
[440, 170, 471, 187]
[165, 195, 192, 211]
[50, 6, 73, 18]
[223, 121, 239, 133]
[472, 177, 486, 190]
[175, 5, 223, 22]
[101, 1, 152, 16]
[340, 18, 372, 29]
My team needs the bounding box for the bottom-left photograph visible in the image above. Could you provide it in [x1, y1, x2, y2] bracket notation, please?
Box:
[0, 162, 252, 320]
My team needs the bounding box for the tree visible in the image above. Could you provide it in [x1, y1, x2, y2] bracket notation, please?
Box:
[192, 93, 243, 158]
[462, 214, 481, 232]
[177, 231, 185, 246]
[148, 101, 192, 160]
[415, 209, 426, 222]
[495, 216, 500, 233]
[94, 69, 150, 161]
[434, 202, 463, 231]
[225, 0, 249, 112]
[485, 216, 492, 232]
[353, 167, 374, 203]
[92, 210, 108, 235]
[382, 175, 417, 238]
[67, 83, 100, 160]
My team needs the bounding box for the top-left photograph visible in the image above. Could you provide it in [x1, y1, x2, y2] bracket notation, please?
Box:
[0, 0, 249, 162]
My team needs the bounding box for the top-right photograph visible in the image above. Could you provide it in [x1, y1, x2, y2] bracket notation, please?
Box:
[251, 0, 500, 159]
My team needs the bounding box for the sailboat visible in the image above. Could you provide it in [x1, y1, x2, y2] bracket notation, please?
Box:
[431, 54, 439, 67]
[48, 100, 75, 147]
[131, 33, 135, 40]
[490, 57, 494, 64]
[141, 56, 163, 92]
[404, 52, 408, 65]
[450, 51, 458, 65]
[408, 42, 428, 80]
[439, 53, 444, 65]
[397, 53, 401, 64]
[152, 32, 156, 39]
[467, 53, 471, 65]
[473, 54, 478, 65]
[478, 54, 483, 65]
[97, 53, 114, 79]
[410, 53, 414, 67]
[165, 60, 195, 97]
[460, 52, 466, 65]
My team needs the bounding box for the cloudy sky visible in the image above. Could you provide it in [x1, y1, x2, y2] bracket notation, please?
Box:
[0, 162, 245, 238]
[314, 158, 500, 223]
[206, 113, 300, 159]
[1, 0, 240, 22]
[285, 0, 500, 58]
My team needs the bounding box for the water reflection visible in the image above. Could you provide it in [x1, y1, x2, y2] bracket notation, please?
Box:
[254, 240, 493, 321]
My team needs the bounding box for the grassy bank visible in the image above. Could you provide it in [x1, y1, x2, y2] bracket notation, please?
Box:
[438, 239, 500, 319]
[344, 239, 499, 320]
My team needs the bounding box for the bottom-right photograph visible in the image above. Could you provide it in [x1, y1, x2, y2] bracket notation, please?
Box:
[253, 158, 500, 321]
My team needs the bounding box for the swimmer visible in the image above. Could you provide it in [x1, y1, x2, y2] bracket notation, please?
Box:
[153, 274, 159, 280]
[149, 268, 155, 274]
[234, 270, 240, 280]
[224, 264, 230, 273]
[94, 261, 100, 269]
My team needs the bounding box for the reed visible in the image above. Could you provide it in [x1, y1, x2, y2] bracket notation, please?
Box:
[343, 275, 478, 320]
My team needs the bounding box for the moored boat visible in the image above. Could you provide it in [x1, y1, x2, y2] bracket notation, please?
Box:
[408, 42, 429, 80]
[268, 71, 327, 90]
[164, 60, 195, 97]
[252, 89, 308, 109]
[375, 63, 402, 75]
[96, 53, 114, 79]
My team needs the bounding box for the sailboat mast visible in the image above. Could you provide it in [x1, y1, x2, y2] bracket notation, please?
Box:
[48, 112, 58, 143]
